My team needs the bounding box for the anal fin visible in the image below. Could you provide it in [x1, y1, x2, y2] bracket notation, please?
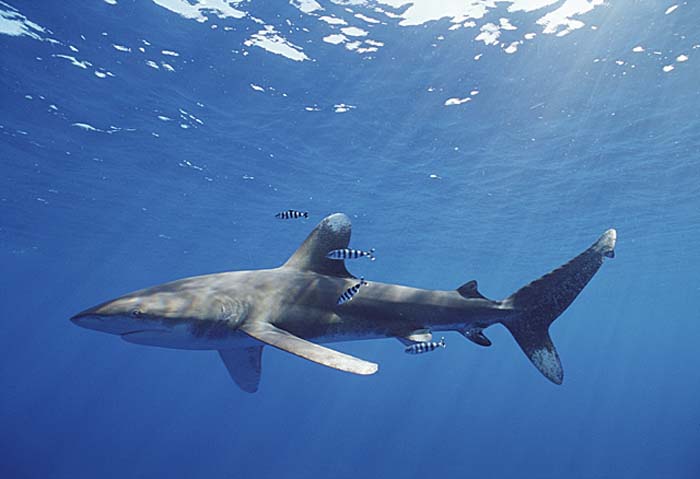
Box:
[219, 347, 263, 393]
[462, 328, 492, 347]
[240, 322, 378, 375]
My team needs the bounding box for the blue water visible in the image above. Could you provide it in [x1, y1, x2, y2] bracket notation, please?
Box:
[2, 1, 699, 477]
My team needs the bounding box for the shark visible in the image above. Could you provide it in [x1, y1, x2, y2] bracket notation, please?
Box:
[71, 213, 616, 393]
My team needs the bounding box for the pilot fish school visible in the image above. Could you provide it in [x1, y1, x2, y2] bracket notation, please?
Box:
[71, 213, 616, 393]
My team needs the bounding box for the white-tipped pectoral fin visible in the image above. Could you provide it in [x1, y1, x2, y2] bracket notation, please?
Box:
[239, 321, 378, 375]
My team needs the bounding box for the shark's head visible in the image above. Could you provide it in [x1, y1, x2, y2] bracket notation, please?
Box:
[70, 278, 249, 342]
[70, 291, 170, 336]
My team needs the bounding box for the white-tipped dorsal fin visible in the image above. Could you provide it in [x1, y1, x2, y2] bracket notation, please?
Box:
[240, 321, 378, 376]
[284, 212, 353, 278]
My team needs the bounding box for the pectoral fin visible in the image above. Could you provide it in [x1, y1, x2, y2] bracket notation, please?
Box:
[239, 322, 378, 375]
[218, 347, 263, 393]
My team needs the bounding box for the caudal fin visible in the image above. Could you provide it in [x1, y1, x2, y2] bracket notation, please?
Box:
[502, 229, 616, 384]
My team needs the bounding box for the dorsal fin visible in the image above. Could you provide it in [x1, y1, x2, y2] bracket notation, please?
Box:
[283, 213, 353, 278]
[457, 280, 487, 300]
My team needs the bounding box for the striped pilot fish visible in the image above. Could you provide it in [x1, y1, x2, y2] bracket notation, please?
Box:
[326, 248, 376, 261]
[405, 337, 446, 355]
[275, 210, 309, 220]
[336, 277, 369, 306]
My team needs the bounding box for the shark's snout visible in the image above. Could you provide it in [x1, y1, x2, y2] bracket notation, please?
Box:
[70, 306, 101, 327]
[70, 301, 145, 335]
[70, 309, 114, 334]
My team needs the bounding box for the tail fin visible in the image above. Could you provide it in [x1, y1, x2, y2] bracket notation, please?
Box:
[503, 229, 616, 384]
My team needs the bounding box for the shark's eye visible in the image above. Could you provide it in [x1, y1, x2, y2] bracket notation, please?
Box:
[130, 309, 142, 318]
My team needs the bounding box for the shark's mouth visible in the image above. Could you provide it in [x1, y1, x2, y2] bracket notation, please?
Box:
[121, 329, 171, 344]
[122, 329, 169, 337]
[120, 328, 215, 350]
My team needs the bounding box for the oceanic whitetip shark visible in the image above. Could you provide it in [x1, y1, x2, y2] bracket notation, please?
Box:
[71, 213, 616, 393]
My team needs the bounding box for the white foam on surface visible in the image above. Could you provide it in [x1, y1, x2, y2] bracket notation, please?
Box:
[323, 34, 346, 45]
[244, 25, 309, 62]
[139, 0, 610, 63]
[341, 26, 368, 37]
[178, 109, 204, 127]
[364, 39, 384, 47]
[72, 123, 100, 132]
[291, 0, 322, 14]
[444, 97, 471, 106]
[676, 54, 688, 62]
[378, 9, 400, 20]
[632, 45, 644, 53]
[375, 0, 490, 26]
[662, 64, 674, 72]
[355, 13, 380, 24]
[507, 0, 559, 12]
[536, 0, 603, 36]
[53, 54, 92, 69]
[131, 0, 664, 71]
[500, 17, 517, 30]
[152, 0, 245, 22]
[334, 103, 355, 113]
[504, 41, 520, 54]
[360, 0, 605, 43]
[319, 15, 347, 25]
[0, 2, 47, 40]
[475, 23, 500, 45]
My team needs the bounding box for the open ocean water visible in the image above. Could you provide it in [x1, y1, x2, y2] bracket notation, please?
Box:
[1, 1, 699, 478]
